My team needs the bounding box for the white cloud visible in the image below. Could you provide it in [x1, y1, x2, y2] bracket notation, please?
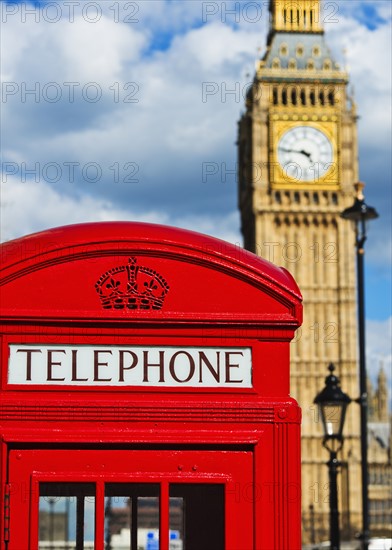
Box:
[336, 0, 392, 23]
[326, 13, 391, 148]
[377, 2, 392, 20]
[1, 10, 147, 83]
[1, 14, 260, 217]
[0, 176, 143, 241]
[169, 21, 255, 72]
[0, 176, 241, 245]
[60, 18, 147, 80]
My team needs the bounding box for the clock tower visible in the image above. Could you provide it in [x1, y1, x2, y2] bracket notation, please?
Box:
[238, 0, 362, 542]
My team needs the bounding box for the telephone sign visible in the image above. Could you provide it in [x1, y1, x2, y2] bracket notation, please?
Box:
[8, 344, 252, 387]
[0, 222, 302, 549]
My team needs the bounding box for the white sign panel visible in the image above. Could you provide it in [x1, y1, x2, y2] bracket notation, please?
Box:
[8, 344, 252, 388]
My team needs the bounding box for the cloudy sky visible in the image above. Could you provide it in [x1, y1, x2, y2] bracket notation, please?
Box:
[1, 0, 391, 383]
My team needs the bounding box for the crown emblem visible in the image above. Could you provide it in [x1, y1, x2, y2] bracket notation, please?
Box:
[95, 257, 170, 310]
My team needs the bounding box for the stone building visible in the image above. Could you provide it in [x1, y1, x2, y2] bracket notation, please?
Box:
[368, 368, 391, 537]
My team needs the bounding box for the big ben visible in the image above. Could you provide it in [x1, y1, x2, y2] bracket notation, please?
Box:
[238, 0, 363, 542]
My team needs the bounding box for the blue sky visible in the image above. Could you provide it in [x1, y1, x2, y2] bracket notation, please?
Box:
[1, 0, 391, 380]
[340, 1, 389, 30]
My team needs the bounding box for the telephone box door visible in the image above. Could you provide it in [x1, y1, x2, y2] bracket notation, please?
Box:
[8, 449, 253, 550]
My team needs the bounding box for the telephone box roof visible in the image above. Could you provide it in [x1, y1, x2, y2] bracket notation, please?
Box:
[0, 222, 302, 326]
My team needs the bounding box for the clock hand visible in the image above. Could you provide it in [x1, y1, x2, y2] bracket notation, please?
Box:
[279, 147, 313, 161]
[278, 147, 296, 153]
[300, 149, 314, 163]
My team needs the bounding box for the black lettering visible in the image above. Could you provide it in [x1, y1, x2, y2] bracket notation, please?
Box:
[169, 351, 195, 383]
[198, 351, 220, 383]
[225, 352, 244, 383]
[16, 348, 42, 381]
[71, 350, 88, 382]
[119, 350, 138, 382]
[47, 349, 66, 382]
[93, 350, 112, 382]
[143, 351, 165, 383]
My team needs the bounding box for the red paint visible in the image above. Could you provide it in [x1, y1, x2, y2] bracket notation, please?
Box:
[0, 222, 302, 549]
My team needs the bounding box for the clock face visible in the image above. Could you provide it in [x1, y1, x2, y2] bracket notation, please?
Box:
[277, 126, 333, 182]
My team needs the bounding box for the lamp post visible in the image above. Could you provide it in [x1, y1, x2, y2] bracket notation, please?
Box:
[341, 182, 379, 550]
[315, 363, 351, 550]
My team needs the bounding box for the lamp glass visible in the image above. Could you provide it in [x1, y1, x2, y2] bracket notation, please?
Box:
[320, 401, 347, 439]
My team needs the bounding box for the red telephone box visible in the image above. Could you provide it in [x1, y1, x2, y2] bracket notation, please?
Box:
[0, 222, 302, 550]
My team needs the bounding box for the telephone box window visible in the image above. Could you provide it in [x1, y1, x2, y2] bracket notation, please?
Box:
[170, 484, 224, 550]
[39, 483, 95, 549]
[102, 483, 224, 549]
[105, 484, 159, 550]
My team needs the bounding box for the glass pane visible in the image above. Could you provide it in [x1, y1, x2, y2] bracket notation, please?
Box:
[138, 496, 159, 549]
[169, 497, 184, 550]
[170, 484, 224, 550]
[104, 495, 132, 548]
[39, 483, 95, 549]
[105, 484, 159, 550]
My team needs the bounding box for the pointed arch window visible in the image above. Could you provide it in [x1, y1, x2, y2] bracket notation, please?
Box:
[312, 45, 321, 57]
[280, 43, 289, 57]
[288, 58, 297, 70]
[291, 88, 297, 105]
[273, 87, 278, 105]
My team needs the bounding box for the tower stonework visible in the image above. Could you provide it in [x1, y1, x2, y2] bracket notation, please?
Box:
[238, 0, 362, 542]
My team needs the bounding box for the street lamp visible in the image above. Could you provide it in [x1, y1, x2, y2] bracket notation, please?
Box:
[315, 363, 351, 550]
[341, 182, 379, 550]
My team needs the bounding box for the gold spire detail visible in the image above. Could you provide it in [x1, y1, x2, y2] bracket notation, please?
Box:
[271, 0, 323, 33]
